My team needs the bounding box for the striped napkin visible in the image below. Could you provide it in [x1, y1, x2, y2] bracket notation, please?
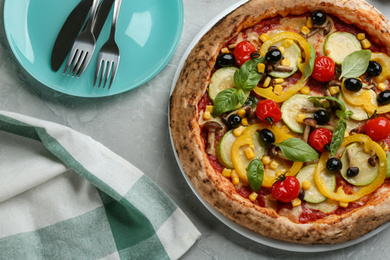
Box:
[0, 110, 200, 259]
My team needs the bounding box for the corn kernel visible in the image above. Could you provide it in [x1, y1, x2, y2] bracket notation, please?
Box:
[344, 130, 350, 138]
[222, 168, 232, 178]
[274, 84, 283, 95]
[257, 63, 266, 73]
[329, 86, 340, 95]
[382, 143, 389, 152]
[292, 198, 302, 207]
[339, 201, 349, 208]
[231, 169, 238, 178]
[306, 17, 313, 29]
[263, 77, 271, 88]
[281, 59, 290, 67]
[322, 100, 330, 109]
[232, 177, 240, 185]
[357, 33, 366, 41]
[301, 26, 310, 35]
[278, 46, 285, 55]
[300, 86, 310, 95]
[302, 181, 311, 190]
[233, 126, 245, 137]
[281, 125, 290, 133]
[269, 160, 279, 170]
[221, 47, 229, 54]
[282, 39, 294, 48]
[276, 169, 287, 176]
[241, 118, 248, 126]
[244, 147, 256, 160]
[269, 194, 277, 201]
[237, 109, 246, 118]
[296, 114, 306, 123]
[260, 33, 269, 42]
[231, 170, 239, 185]
[249, 192, 258, 202]
[203, 111, 211, 120]
[378, 83, 387, 91]
[361, 38, 371, 49]
[274, 78, 284, 84]
[262, 156, 272, 165]
[205, 105, 214, 113]
[337, 186, 348, 207]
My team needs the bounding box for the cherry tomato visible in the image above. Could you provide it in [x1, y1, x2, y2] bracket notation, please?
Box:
[364, 117, 390, 142]
[311, 56, 335, 82]
[271, 175, 300, 203]
[256, 99, 282, 125]
[308, 128, 333, 152]
[234, 41, 256, 66]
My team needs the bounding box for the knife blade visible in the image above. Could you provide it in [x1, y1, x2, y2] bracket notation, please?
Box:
[51, 0, 94, 72]
[93, 0, 115, 38]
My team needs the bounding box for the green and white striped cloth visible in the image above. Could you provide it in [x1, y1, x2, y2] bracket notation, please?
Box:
[0, 110, 200, 259]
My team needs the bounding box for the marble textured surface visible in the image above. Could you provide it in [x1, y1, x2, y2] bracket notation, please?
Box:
[1, 0, 390, 259]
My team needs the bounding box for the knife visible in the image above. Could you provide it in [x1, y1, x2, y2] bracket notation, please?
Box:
[51, 0, 94, 72]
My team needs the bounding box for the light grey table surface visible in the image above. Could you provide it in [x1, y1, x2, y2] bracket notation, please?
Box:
[1, 0, 390, 259]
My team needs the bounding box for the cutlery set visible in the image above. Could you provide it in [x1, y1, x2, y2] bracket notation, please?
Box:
[51, 0, 121, 90]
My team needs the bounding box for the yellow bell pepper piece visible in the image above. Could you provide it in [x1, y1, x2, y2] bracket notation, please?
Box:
[253, 32, 311, 103]
[231, 124, 303, 186]
[341, 83, 377, 115]
[314, 134, 387, 202]
[341, 52, 390, 115]
[371, 52, 390, 83]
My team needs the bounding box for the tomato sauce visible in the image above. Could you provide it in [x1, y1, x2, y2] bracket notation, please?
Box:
[299, 203, 327, 223]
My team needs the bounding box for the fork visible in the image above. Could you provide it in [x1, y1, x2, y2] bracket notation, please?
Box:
[93, 0, 122, 89]
[63, 0, 100, 78]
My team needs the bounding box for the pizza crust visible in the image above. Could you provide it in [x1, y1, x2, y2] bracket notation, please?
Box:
[169, 0, 390, 244]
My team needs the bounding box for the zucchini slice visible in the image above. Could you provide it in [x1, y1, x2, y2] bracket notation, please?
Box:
[216, 130, 265, 169]
[296, 164, 336, 204]
[340, 143, 379, 186]
[281, 94, 314, 134]
[324, 32, 362, 64]
[208, 67, 239, 101]
[268, 40, 301, 78]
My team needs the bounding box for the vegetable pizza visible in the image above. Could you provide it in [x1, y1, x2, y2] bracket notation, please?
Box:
[170, 0, 390, 244]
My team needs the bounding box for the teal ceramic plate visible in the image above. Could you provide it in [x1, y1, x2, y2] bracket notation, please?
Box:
[3, 0, 183, 97]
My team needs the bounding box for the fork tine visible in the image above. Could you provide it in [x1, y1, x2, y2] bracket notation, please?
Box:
[63, 48, 78, 75]
[72, 51, 87, 77]
[98, 60, 108, 89]
[67, 50, 82, 76]
[77, 51, 94, 78]
[108, 60, 119, 90]
[102, 61, 113, 89]
[94, 59, 102, 87]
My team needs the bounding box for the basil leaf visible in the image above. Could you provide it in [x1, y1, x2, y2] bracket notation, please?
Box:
[237, 89, 247, 105]
[339, 50, 371, 79]
[303, 43, 315, 82]
[276, 138, 319, 162]
[330, 117, 347, 157]
[247, 159, 264, 192]
[234, 57, 265, 91]
[309, 96, 347, 113]
[212, 88, 239, 117]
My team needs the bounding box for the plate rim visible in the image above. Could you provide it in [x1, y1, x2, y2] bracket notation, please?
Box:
[168, 0, 390, 252]
[3, 0, 184, 98]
